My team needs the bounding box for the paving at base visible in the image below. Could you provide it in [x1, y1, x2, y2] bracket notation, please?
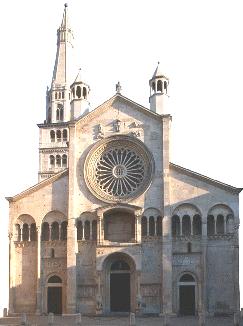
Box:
[0, 315, 242, 326]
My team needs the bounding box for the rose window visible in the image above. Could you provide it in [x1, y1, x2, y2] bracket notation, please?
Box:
[84, 136, 154, 203]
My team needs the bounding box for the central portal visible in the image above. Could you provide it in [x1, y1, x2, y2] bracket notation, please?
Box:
[110, 260, 131, 312]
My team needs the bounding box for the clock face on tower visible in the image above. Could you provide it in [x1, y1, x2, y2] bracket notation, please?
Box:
[84, 135, 154, 203]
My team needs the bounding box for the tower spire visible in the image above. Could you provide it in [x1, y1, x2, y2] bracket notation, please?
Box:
[46, 4, 74, 124]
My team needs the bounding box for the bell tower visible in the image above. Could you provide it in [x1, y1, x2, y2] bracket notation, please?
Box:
[70, 69, 90, 119]
[149, 62, 169, 115]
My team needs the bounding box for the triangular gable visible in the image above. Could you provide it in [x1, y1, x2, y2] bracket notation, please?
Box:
[74, 93, 171, 127]
[170, 163, 242, 194]
[6, 169, 68, 202]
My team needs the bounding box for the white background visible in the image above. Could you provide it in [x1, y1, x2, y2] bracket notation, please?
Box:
[0, 0, 242, 316]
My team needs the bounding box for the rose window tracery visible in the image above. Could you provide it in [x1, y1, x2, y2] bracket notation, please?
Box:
[84, 136, 154, 203]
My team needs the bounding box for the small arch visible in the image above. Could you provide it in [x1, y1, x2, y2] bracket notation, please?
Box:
[56, 130, 61, 141]
[141, 216, 147, 236]
[48, 275, 62, 283]
[77, 220, 83, 240]
[22, 223, 29, 241]
[63, 129, 68, 142]
[193, 215, 202, 235]
[164, 81, 167, 91]
[62, 154, 67, 168]
[30, 223, 37, 241]
[41, 222, 50, 241]
[157, 80, 162, 92]
[149, 216, 155, 236]
[152, 81, 155, 91]
[172, 215, 180, 236]
[51, 248, 55, 258]
[180, 274, 195, 282]
[56, 155, 61, 167]
[72, 87, 75, 98]
[92, 220, 97, 240]
[207, 215, 215, 235]
[50, 130, 55, 142]
[50, 155, 55, 168]
[84, 221, 90, 240]
[58, 92, 61, 99]
[182, 215, 191, 236]
[76, 86, 81, 98]
[83, 87, 87, 99]
[216, 214, 224, 234]
[62, 91, 64, 99]
[56, 109, 60, 121]
[60, 221, 67, 240]
[51, 222, 59, 240]
[60, 108, 64, 121]
[55, 92, 57, 100]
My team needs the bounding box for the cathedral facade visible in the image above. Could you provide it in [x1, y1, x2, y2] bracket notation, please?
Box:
[7, 5, 241, 317]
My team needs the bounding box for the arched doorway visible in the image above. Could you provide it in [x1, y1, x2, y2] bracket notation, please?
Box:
[179, 274, 196, 315]
[102, 252, 136, 313]
[110, 260, 130, 312]
[47, 275, 62, 314]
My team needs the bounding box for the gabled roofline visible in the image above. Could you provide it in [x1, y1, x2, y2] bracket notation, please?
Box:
[170, 162, 242, 194]
[6, 169, 68, 203]
[72, 93, 171, 126]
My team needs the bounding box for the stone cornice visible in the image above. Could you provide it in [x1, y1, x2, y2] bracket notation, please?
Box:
[37, 122, 69, 128]
[170, 162, 242, 194]
[39, 148, 69, 153]
[72, 94, 172, 128]
[6, 169, 68, 203]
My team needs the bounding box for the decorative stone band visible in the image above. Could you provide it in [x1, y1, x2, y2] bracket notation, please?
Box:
[84, 135, 154, 203]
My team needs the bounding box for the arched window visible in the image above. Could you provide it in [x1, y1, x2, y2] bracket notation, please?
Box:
[41, 222, 50, 241]
[56, 109, 60, 121]
[56, 155, 61, 167]
[60, 108, 64, 121]
[92, 220, 97, 240]
[72, 88, 75, 98]
[62, 91, 64, 99]
[58, 92, 61, 99]
[48, 275, 62, 283]
[62, 154, 67, 168]
[157, 80, 162, 92]
[55, 92, 57, 100]
[141, 216, 147, 236]
[76, 86, 81, 98]
[83, 87, 87, 99]
[30, 223, 37, 241]
[152, 81, 155, 91]
[182, 215, 191, 236]
[60, 221, 67, 240]
[56, 130, 61, 142]
[84, 221, 90, 240]
[149, 216, 155, 236]
[207, 215, 215, 235]
[50, 130, 55, 142]
[156, 216, 162, 236]
[77, 221, 83, 240]
[51, 248, 55, 258]
[50, 155, 55, 168]
[193, 215, 202, 235]
[51, 222, 59, 240]
[172, 215, 180, 236]
[63, 129, 68, 142]
[22, 223, 29, 241]
[216, 214, 224, 234]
